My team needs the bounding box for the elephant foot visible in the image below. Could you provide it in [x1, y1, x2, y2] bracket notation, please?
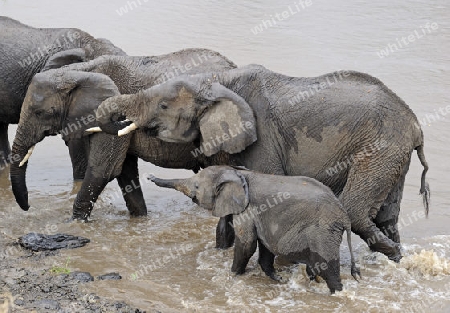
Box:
[269, 273, 284, 283]
[326, 279, 343, 294]
[129, 212, 148, 217]
[72, 209, 91, 222]
[388, 253, 402, 263]
[128, 206, 148, 217]
[387, 243, 402, 263]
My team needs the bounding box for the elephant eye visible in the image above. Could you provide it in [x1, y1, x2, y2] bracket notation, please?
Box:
[195, 182, 199, 189]
[34, 109, 44, 117]
[159, 101, 168, 110]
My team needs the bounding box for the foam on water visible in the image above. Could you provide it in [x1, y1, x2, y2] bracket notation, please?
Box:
[400, 249, 450, 277]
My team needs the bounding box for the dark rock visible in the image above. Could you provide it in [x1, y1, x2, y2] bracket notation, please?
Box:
[18, 233, 90, 251]
[69, 271, 94, 283]
[97, 272, 122, 280]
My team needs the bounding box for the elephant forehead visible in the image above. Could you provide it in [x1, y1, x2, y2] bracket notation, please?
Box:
[33, 93, 44, 102]
[177, 86, 195, 101]
[149, 86, 193, 104]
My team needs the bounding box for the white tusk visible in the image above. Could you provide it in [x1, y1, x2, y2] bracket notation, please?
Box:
[19, 146, 35, 167]
[85, 127, 102, 133]
[118, 123, 138, 136]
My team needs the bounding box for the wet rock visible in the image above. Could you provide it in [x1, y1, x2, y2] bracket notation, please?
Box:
[97, 272, 122, 280]
[18, 233, 90, 251]
[69, 271, 94, 283]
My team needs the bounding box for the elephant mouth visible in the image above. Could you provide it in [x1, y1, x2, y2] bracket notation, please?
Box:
[144, 126, 159, 137]
[44, 129, 59, 137]
[44, 125, 61, 137]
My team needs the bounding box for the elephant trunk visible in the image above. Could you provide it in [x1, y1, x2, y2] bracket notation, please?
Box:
[148, 175, 195, 198]
[96, 94, 140, 135]
[10, 125, 34, 211]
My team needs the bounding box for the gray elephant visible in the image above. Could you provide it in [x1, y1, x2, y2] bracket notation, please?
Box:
[150, 166, 360, 293]
[10, 49, 236, 222]
[0, 16, 126, 178]
[96, 65, 430, 261]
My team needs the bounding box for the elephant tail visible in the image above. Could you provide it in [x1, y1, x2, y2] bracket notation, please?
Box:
[416, 144, 430, 217]
[346, 225, 361, 281]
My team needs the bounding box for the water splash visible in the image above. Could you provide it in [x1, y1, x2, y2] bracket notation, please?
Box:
[400, 249, 450, 277]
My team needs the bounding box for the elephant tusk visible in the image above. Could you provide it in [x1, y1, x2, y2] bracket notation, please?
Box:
[19, 146, 35, 167]
[85, 127, 102, 133]
[118, 123, 138, 136]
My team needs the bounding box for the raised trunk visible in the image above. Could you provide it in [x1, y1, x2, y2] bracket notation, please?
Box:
[150, 176, 183, 189]
[148, 175, 194, 198]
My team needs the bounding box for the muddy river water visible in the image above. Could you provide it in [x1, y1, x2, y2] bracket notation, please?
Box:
[1, 0, 449, 312]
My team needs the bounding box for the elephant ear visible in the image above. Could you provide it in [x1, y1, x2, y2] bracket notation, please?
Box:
[58, 71, 120, 140]
[42, 48, 86, 71]
[212, 169, 249, 217]
[199, 82, 257, 156]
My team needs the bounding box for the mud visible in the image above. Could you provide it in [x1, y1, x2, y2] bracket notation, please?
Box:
[0, 237, 148, 312]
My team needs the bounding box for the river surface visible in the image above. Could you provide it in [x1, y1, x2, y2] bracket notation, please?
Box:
[1, 0, 449, 312]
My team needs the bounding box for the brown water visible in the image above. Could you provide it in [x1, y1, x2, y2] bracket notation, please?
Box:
[1, 0, 450, 312]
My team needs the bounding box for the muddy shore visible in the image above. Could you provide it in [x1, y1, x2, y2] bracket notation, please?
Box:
[0, 234, 150, 313]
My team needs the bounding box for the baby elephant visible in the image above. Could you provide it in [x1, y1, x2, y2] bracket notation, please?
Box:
[149, 166, 360, 293]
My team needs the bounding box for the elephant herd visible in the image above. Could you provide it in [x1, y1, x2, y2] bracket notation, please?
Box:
[1, 17, 430, 294]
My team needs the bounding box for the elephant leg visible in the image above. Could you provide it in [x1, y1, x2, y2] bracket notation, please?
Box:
[216, 215, 235, 249]
[374, 158, 410, 244]
[257, 239, 280, 281]
[231, 236, 257, 275]
[116, 154, 147, 217]
[67, 138, 89, 181]
[0, 122, 11, 172]
[72, 169, 110, 220]
[341, 155, 409, 262]
[72, 133, 129, 220]
[231, 225, 257, 275]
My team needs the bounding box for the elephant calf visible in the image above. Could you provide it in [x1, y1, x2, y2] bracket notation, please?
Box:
[150, 166, 360, 294]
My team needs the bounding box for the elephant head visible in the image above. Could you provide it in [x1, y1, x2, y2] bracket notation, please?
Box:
[96, 75, 257, 157]
[10, 69, 120, 211]
[149, 166, 249, 217]
[41, 29, 127, 72]
[42, 35, 126, 71]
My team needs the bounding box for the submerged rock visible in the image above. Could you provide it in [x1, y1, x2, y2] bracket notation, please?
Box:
[97, 272, 122, 280]
[69, 271, 94, 283]
[18, 233, 90, 251]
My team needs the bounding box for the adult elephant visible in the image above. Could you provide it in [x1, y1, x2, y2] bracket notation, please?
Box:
[96, 65, 430, 261]
[0, 16, 126, 178]
[10, 49, 236, 227]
